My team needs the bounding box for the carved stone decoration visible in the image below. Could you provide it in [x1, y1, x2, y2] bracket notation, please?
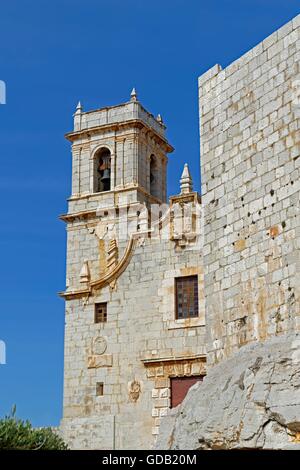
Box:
[109, 279, 117, 292]
[81, 293, 90, 307]
[169, 193, 201, 250]
[90, 235, 138, 291]
[79, 260, 90, 283]
[92, 336, 107, 355]
[137, 236, 145, 247]
[107, 238, 118, 271]
[95, 221, 108, 241]
[94, 220, 119, 273]
[87, 354, 112, 369]
[95, 219, 116, 242]
[59, 234, 138, 299]
[180, 163, 193, 194]
[128, 380, 142, 402]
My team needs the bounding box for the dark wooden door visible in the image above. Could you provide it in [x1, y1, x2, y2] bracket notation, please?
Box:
[170, 376, 203, 408]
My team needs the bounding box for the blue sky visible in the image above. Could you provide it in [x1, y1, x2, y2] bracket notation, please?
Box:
[0, 0, 299, 427]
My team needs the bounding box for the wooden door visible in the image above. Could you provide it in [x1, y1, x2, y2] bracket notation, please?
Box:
[170, 376, 203, 408]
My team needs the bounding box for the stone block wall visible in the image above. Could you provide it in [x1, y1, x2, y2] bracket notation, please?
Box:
[61, 90, 204, 449]
[199, 15, 300, 366]
[61, 236, 206, 449]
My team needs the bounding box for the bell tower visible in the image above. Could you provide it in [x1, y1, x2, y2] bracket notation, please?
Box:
[66, 89, 173, 216]
[60, 91, 205, 451]
[61, 90, 174, 298]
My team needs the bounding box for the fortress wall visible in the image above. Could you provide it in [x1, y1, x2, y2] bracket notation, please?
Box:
[199, 15, 300, 366]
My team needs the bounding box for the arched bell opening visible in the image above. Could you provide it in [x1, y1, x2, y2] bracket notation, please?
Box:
[94, 148, 111, 193]
[150, 154, 159, 198]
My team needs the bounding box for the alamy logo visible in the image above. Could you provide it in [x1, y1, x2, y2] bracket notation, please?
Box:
[0, 340, 6, 364]
[0, 80, 6, 104]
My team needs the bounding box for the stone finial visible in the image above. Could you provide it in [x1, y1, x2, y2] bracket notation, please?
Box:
[180, 163, 193, 194]
[79, 260, 90, 283]
[75, 101, 83, 114]
[130, 88, 138, 102]
[156, 114, 163, 124]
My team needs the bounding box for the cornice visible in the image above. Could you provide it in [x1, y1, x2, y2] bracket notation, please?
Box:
[60, 186, 165, 222]
[141, 354, 206, 365]
[59, 209, 97, 223]
[58, 287, 91, 300]
[169, 191, 201, 206]
[65, 119, 174, 153]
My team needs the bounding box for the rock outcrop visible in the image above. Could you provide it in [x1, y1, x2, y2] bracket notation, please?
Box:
[156, 333, 300, 450]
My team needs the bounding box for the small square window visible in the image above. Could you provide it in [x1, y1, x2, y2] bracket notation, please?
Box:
[96, 382, 104, 396]
[95, 303, 107, 323]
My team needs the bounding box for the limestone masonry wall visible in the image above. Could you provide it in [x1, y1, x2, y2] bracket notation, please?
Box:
[61, 93, 205, 449]
[61, 237, 205, 449]
[61, 14, 300, 449]
[199, 15, 300, 366]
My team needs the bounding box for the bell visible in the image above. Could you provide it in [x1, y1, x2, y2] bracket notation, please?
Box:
[101, 169, 111, 191]
[101, 169, 110, 182]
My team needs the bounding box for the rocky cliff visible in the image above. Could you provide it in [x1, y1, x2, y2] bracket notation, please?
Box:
[156, 333, 300, 450]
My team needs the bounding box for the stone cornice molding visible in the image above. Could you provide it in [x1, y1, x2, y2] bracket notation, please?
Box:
[59, 287, 91, 300]
[60, 187, 164, 222]
[169, 191, 201, 206]
[59, 209, 97, 223]
[141, 354, 206, 365]
[65, 119, 174, 153]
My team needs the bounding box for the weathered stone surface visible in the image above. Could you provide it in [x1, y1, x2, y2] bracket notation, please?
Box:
[156, 333, 300, 450]
[199, 13, 300, 366]
[61, 93, 205, 449]
[60, 13, 300, 450]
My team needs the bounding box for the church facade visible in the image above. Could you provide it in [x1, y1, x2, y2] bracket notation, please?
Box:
[60, 13, 300, 449]
[59, 89, 206, 449]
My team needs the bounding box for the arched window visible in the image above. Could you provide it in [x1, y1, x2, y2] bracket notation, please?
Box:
[150, 154, 159, 198]
[94, 148, 111, 193]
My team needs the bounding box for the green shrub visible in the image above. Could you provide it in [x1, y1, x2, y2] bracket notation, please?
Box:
[0, 406, 68, 450]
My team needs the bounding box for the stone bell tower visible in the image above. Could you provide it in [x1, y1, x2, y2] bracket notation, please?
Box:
[67, 88, 173, 214]
[59, 91, 183, 449]
[61, 89, 173, 297]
